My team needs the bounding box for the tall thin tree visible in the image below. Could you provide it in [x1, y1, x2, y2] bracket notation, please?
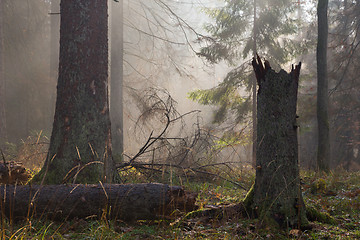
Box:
[49, 0, 60, 123]
[110, 0, 124, 157]
[316, 0, 330, 172]
[0, 0, 6, 146]
[34, 0, 118, 184]
[252, 0, 257, 166]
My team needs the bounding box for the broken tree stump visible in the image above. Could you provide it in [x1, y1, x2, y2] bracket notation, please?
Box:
[0, 183, 197, 221]
[251, 55, 307, 228]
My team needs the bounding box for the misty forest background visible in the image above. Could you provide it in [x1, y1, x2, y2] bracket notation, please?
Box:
[1, 0, 359, 173]
[0, 0, 359, 238]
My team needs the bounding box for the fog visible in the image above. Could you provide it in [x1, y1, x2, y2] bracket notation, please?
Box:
[3, 0, 55, 141]
[1, 0, 244, 168]
[117, 1, 229, 152]
[1, 0, 359, 171]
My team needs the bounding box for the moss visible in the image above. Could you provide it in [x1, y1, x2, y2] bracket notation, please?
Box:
[173, 208, 217, 228]
[242, 183, 254, 211]
[310, 178, 327, 194]
[306, 206, 337, 225]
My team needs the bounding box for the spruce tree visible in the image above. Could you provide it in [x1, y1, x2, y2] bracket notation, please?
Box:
[190, 0, 305, 128]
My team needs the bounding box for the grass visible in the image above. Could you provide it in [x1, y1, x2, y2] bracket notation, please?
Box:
[0, 169, 358, 239]
[2, 136, 359, 238]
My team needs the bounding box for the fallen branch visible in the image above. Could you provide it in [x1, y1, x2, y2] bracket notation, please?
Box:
[116, 162, 248, 190]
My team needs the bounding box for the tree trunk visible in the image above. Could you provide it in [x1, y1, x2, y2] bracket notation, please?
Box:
[34, 0, 118, 184]
[0, 183, 197, 221]
[0, 0, 6, 146]
[252, 56, 307, 228]
[251, 0, 257, 167]
[110, 0, 124, 157]
[316, 0, 330, 172]
[49, 0, 60, 129]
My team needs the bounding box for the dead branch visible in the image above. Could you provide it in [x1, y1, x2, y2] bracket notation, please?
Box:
[120, 88, 248, 189]
[117, 161, 247, 191]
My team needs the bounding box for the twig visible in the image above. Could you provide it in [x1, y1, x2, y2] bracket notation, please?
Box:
[117, 162, 247, 191]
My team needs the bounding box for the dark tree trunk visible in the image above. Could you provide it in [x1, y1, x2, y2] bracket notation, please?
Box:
[251, 0, 257, 167]
[49, 0, 60, 128]
[316, 0, 330, 172]
[34, 0, 118, 184]
[0, 183, 197, 221]
[0, 0, 6, 146]
[252, 56, 307, 228]
[110, 0, 124, 157]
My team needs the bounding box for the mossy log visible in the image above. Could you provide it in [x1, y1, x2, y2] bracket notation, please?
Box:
[306, 206, 337, 225]
[0, 183, 197, 221]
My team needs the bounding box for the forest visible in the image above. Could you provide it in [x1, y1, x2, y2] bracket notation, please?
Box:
[0, 0, 359, 239]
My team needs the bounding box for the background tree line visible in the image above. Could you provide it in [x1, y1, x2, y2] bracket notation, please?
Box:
[0, 0, 359, 174]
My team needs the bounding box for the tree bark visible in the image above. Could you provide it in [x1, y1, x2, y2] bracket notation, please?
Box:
[110, 0, 124, 157]
[251, 0, 257, 167]
[33, 0, 118, 184]
[252, 56, 307, 228]
[0, 0, 6, 146]
[0, 183, 197, 221]
[316, 0, 330, 172]
[49, 0, 60, 128]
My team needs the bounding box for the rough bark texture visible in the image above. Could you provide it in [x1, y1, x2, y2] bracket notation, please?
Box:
[316, 0, 330, 172]
[251, 0, 257, 167]
[0, 183, 197, 221]
[34, 0, 118, 184]
[49, 0, 60, 124]
[252, 56, 307, 228]
[0, 0, 6, 146]
[110, 0, 124, 156]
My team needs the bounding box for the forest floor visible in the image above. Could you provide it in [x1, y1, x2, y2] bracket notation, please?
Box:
[0, 169, 359, 239]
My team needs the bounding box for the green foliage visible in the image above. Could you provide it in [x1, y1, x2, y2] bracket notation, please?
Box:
[198, 0, 304, 65]
[214, 132, 245, 149]
[302, 170, 360, 238]
[188, 65, 251, 124]
[310, 178, 327, 194]
[191, 0, 311, 130]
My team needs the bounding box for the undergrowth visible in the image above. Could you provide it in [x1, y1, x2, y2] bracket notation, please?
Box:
[1, 137, 359, 239]
[0, 168, 358, 239]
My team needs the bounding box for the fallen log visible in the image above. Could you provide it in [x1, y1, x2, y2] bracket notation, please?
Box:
[0, 183, 197, 221]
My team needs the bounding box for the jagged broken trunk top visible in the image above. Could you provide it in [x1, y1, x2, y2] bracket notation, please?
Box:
[252, 56, 307, 228]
